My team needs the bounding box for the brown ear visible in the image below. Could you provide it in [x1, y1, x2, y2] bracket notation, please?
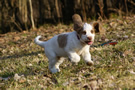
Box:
[93, 22, 106, 40]
[93, 22, 100, 33]
[72, 14, 83, 32]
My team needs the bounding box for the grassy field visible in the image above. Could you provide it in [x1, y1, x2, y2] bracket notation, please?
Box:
[0, 16, 135, 89]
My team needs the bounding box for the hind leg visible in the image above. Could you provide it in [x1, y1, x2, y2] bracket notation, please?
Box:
[48, 58, 59, 73]
[48, 57, 64, 73]
[55, 57, 65, 72]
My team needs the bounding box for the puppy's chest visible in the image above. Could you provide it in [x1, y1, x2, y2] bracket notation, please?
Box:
[76, 49, 84, 55]
[74, 46, 88, 55]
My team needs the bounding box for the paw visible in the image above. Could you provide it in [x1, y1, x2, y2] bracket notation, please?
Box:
[50, 67, 60, 73]
[86, 61, 94, 66]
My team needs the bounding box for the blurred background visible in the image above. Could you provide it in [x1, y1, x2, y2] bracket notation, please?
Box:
[0, 0, 135, 33]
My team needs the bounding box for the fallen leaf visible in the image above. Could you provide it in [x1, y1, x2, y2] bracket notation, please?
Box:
[110, 76, 115, 80]
[0, 38, 5, 43]
[123, 50, 132, 57]
[19, 78, 26, 83]
[123, 35, 128, 39]
[63, 81, 69, 86]
[0, 83, 5, 87]
[14, 36, 20, 41]
[129, 69, 135, 75]
[90, 80, 98, 90]
[97, 79, 103, 86]
[105, 39, 109, 42]
[108, 82, 116, 88]
[28, 63, 33, 66]
[83, 84, 90, 89]
[14, 73, 21, 81]
[131, 57, 135, 61]
[0, 77, 2, 80]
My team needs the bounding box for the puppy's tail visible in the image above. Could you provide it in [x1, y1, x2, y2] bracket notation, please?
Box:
[34, 36, 46, 47]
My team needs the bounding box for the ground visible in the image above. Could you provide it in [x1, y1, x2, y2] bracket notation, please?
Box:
[0, 15, 135, 89]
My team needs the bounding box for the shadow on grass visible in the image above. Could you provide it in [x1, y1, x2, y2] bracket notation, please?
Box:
[0, 51, 44, 60]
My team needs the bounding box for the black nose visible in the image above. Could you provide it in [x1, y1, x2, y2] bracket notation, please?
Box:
[87, 37, 92, 40]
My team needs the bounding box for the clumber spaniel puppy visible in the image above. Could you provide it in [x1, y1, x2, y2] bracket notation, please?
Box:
[35, 14, 101, 73]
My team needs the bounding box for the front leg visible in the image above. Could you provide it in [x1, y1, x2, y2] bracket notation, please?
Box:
[82, 49, 94, 66]
[68, 52, 80, 64]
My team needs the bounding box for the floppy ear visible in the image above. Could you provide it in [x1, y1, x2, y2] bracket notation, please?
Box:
[93, 22, 106, 40]
[72, 14, 83, 32]
[93, 22, 100, 33]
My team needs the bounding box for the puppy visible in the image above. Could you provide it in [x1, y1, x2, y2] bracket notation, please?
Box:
[35, 14, 101, 73]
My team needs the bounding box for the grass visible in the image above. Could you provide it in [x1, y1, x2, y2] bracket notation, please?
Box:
[0, 15, 135, 89]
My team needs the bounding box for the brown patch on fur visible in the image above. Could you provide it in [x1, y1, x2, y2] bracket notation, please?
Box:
[72, 14, 83, 32]
[57, 34, 68, 48]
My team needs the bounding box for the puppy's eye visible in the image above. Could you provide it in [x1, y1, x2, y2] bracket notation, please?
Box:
[82, 31, 86, 35]
[91, 30, 94, 34]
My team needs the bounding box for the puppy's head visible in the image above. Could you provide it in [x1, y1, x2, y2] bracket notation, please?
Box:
[72, 14, 102, 45]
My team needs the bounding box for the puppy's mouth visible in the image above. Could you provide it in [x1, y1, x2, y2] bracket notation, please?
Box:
[85, 41, 93, 45]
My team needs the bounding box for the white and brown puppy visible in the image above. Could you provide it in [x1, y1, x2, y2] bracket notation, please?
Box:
[35, 14, 101, 73]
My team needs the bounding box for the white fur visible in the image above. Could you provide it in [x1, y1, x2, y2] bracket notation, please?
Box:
[80, 23, 95, 44]
[35, 23, 95, 73]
